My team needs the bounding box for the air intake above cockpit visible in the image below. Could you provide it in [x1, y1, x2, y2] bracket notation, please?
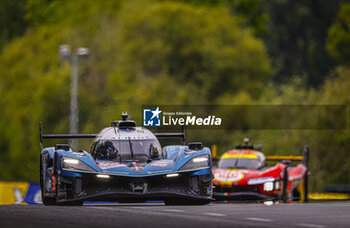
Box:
[111, 112, 137, 128]
[117, 120, 136, 128]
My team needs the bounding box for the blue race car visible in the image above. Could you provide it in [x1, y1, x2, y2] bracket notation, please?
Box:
[39, 113, 213, 206]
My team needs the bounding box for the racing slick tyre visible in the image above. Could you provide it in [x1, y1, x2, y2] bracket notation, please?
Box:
[41, 189, 57, 205]
[164, 199, 210, 205]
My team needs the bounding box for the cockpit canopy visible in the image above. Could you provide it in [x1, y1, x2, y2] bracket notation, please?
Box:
[218, 151, 265, 169]
[91, 139, 162, 163]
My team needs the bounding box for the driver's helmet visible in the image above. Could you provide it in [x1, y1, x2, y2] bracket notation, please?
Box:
[96, 140, 119, 160]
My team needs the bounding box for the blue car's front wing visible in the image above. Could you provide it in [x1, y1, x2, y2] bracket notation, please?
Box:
[56, 169, 213, 204]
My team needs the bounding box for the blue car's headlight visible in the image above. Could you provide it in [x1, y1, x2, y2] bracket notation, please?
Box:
[61, 157, 96, 172]
[180, 155, 210, 171]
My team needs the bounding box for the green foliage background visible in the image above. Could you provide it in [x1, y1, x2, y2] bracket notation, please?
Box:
[0, 0, 349, 191]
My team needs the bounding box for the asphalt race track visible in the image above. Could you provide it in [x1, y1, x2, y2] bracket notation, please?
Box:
[0, 202, 349, 228]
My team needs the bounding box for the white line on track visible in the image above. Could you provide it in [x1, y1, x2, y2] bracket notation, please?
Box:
[202, 213, 226, 217]
[130, 207, 148, 209]
[245, 217, 273, 222]
[164, 209, 185, 213]
[297, 223, 326, 228]
[89, 207, 117, 211]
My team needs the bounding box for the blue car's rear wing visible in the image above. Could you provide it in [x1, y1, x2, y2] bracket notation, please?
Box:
[39, 122, 186, 149]
[154, 125, 186, 144]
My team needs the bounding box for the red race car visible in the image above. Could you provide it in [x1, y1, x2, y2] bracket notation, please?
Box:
[212, 139, 309, 202]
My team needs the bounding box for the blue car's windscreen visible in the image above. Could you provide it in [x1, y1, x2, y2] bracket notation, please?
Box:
[218, 158, 262, 169]
[92, 139, 161, 162]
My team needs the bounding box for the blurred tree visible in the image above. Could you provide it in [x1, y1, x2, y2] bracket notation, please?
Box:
[0, 26, 71, 180]
[227, 0, 269, 36]
[261, 0, 341, 86]
[173, 0, 342, 87]
[327, 3, 350, 66]
[0, 0, 27, 51]
[113, 2, 271, 101]
[173, 0, 268, 36]
[309, 67, 350, 189]
[171, 0, 223, 6]
[25, 0, 64, 26]
[26, 0, 123, 27]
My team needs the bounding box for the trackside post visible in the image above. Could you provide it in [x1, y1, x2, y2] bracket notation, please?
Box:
[303, 146, 310, 203]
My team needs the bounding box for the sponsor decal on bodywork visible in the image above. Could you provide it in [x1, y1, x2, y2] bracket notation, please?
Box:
[222, 153, 258, 159]
[247, 177, 275, 185]
[97, 162, 125, 169]
[151, 161, 170, 167]
[214, 170, 245, 182]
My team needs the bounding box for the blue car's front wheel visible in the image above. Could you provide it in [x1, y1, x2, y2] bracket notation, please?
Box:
[40, 158, 57, 206]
